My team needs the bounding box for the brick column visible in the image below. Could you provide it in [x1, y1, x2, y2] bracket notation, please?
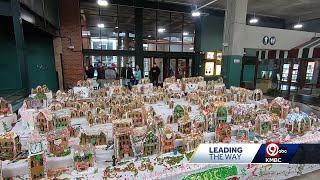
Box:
[59, 0, 84, 87]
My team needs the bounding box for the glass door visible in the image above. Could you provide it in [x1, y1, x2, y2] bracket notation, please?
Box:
[177, 59, 186, 79]
[169, 59, 176, 78]
[306, 62, 315, 82]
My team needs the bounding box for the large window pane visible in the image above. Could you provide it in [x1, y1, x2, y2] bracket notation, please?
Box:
[143, 9, 195, 52]
[80, 2, 135, 51]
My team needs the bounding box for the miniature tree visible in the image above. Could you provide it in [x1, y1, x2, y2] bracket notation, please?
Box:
[2, 122, 8, 132]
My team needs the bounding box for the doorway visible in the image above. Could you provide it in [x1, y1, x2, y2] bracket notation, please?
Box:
[168, 58, 191, 79]
[143, 57, 164, 83]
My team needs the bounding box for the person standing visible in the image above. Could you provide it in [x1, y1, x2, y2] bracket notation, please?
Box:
[105, 64, 117, 85]
[85, 64, 94, 79]
[97, 62, 105, 88]
[121, 63, 133, 89]
[134, 65, 142, 85]
[150, 63, 160, 86]
[111, 63, 119, 79]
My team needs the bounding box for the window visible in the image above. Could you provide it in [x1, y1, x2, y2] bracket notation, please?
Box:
[143, 9, 195, 52]
[306, 62, 315, 81]
[80, 3, 135, 50]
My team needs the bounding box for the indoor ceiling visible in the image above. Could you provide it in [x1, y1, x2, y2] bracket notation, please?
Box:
[161, 0, 320, 22]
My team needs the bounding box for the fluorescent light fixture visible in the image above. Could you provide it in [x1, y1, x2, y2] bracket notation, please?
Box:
[158, 28, 165, 33]
[97, 0, 108, 6]
[294, 23, 303, 29]
[192, 11, 200, 17]
[82, 31, 91, 36]
[148, 35, 151, 38]
[183, 32, 189, 36]
[115, 26, 118, 29]
[189, 47, 194, 50]
[249, 18, 258, 24]
[97, 24, 104, 28]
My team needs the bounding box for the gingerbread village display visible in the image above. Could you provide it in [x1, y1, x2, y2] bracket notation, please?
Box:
[0, 77, 320, 179]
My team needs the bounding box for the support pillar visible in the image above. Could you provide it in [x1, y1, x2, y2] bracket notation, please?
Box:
[135, 8, 144, 73]
[222, 0, 248, 87]
[11, 0, 28, 90]
[193, 17, 202, 77]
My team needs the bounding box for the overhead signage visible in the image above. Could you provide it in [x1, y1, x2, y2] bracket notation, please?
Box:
[263, 36, 276, 45]
[263, 36, 269, 45]
[234, 59, 240, 63]
[270, 36, 276, 45]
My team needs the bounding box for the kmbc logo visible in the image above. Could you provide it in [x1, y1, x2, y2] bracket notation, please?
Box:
[265, 142, 287, 163]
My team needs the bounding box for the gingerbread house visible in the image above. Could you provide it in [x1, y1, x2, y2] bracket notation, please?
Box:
[174, 105, 185, 121]
[269, 97, 291, 119]
[131, 126, 147, 157]
[178, 116, 192, 135]
[255, 114, 272, 135]
[183, 133, 204, 152]
[160, 127, 175, 153]
[270, 113, 280, 132]
[194, 113, 206, 133]
[253, 89, 263, 101]
[54, 109, 71, 129]
[236, 91, 247, 103]
[46, 128, 69, 157]
[73, 145, 95, 172]
[142, 131, 159, 157]
[79, 130, 108, 146]
[285, 109, 311, 135]
[237, 127, 250, 142]
[35, 110, 54, 133]
[112, 119, 134, 160]
[126, 111, 145, 127]
[95, 109, 108, 124]
[0, 132, 22, 160]
[215, 106, 227, 125]
[215, 123, 231, 143]
[28, 131, 47, 180]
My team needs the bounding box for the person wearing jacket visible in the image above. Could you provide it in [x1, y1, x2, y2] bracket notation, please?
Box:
[96, 62, 105, 88]
[105, 64, 117, 85]
[150, 63, 160, 86]
[134, 65, 142, 85]
[121, 63, 134, 89]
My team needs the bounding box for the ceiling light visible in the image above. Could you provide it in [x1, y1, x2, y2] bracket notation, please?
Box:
[158, 28, 165, 33]
[192, 11, 200, 17]
[82, 31, 91, 36]
[115, 26, 118, 29]
[97, 24, 104, 28]
[294, 23, 303, 29]
[249, 18, 258, 24]
[148, 35, 151, 38]
[97, 0, 108, 6]
[183, 32, 189, 36]
[189, 47, 194, 50]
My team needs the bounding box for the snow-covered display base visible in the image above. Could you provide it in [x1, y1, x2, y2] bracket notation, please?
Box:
[3, 97, 320, 179]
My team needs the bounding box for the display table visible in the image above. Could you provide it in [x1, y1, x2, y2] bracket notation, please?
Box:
[3, 98, 320, 179]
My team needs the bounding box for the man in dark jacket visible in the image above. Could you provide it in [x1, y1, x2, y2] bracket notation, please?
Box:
[121, 63, 133, 89]
[150, 63, 160, 86]
[97, 62, 105, 88]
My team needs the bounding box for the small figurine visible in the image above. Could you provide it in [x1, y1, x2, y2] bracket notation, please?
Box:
[173, 147, 178, 155]
[112, 155, 117, 166]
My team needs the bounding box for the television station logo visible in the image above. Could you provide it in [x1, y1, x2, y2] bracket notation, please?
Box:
[265, 142, 287, 163]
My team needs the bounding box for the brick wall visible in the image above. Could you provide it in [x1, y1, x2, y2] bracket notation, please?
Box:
[58, 0, 84, 87]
